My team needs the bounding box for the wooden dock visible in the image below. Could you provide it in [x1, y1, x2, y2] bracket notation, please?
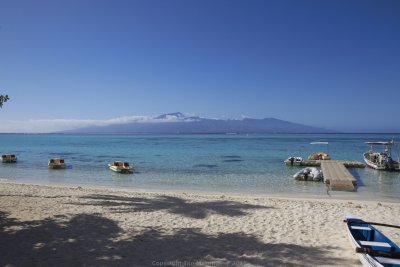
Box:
[300, 160, 363, 191]
[300, 160, 365, 168]
[320, 161, 357, 191]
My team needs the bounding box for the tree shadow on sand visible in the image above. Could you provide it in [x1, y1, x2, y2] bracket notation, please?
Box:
[73, 194, 272, 219]
[0, 211, 356, 267]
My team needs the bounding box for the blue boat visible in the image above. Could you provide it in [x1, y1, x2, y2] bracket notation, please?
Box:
[345, 215, 400, 267]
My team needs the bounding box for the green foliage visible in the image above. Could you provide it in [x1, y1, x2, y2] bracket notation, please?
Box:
[0, 94, 9, 108]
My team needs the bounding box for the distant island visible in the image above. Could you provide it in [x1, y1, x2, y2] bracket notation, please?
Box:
[62, 112, 334, 134]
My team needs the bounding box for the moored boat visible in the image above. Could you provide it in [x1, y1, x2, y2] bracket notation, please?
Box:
[363, 141, 399, 171]
[345, 214, 400, 267]
[1, 154, 17, 163]
[48, 158, 66, 169]
[108, 161, 134, 174]
[308, 142, 331, 160]
[293, 167, 322, 181]
[284, 156, 303, 166]
[308, 152, 331, 160]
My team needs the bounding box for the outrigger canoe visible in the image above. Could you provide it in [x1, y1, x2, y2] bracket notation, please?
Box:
[345, 215, 400, 267]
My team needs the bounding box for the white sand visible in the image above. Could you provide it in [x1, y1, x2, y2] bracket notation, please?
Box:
[1, 182, 400, 267]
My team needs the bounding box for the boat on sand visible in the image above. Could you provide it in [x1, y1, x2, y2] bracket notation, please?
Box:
[344, 214, 400, 267]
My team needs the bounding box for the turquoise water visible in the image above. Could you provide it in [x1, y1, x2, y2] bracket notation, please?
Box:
[1, 134, 400, 200]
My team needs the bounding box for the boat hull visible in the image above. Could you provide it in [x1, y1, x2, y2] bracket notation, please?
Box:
[1, 159, 17, 163]
[363, 152, 400, 171]
[108, 164, 133, 174]
[48, 164, 66, 169]
[284, 157, 303, 166]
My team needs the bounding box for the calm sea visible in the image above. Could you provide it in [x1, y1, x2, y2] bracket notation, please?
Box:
[1, 133, 400, 201]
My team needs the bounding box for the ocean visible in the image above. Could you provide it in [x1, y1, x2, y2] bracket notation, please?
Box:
[1, 133, 399, 201]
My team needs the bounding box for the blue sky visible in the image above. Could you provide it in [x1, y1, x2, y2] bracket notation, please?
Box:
[0, 0, 399, 132]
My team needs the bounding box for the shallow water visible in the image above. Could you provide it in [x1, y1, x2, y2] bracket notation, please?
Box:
[1, 133, 399, 201]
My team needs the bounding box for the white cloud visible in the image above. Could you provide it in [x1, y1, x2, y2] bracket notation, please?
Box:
[0, 114, 198, 133]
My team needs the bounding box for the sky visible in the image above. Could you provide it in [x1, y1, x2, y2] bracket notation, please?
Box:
[0, 0, 400, 133]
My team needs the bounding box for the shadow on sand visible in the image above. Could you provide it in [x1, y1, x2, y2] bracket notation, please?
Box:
[0, 210, 353, 267]
[73, 194, 272, 219]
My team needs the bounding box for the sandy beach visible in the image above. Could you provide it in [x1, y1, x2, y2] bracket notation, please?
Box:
[1, 182, 400, 267]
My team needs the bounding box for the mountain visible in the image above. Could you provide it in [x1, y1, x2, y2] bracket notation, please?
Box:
[63, 112, 334, 134]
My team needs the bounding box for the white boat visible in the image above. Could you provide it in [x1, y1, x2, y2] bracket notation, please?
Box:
[345, 214, 400, 267]
[48, 158, 66, 169]
[1, 154, 17, 163]
[284, 156, 303, 166]
[363, 140, 399, 171]
[108, 161, 134, 174]
[293, 167, 323, 181]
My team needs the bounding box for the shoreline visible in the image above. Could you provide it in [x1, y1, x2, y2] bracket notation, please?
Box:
[1, 182, 400, 266]
[2, 180, 400, 204]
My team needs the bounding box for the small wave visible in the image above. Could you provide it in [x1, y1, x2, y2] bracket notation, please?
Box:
[49, 152, 81, 156]
[96, 155, 113, 158]
[221, 155, 242, 159]
[193, 164, 218, 169]
[223, 159, 243, 163]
